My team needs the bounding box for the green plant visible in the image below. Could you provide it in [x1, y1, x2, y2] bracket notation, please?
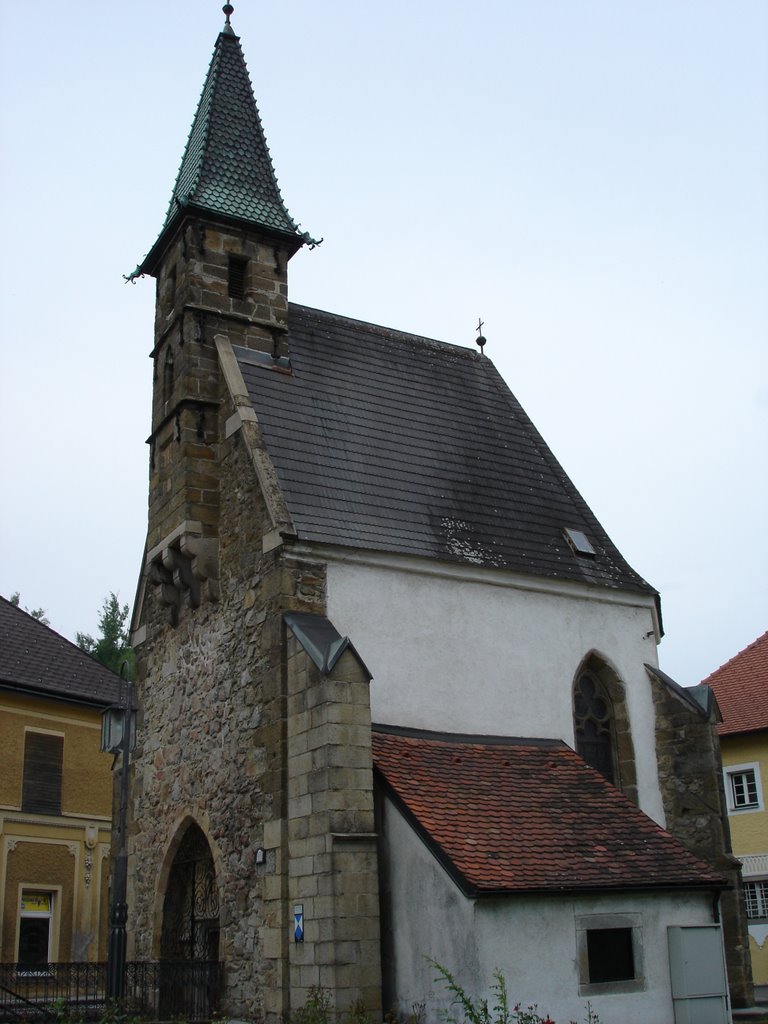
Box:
[385, 1001, 425, 1024]
[290, 986, 333, 1024]
[428, 959, 600, 1024]
[347, 999, 372, 1024]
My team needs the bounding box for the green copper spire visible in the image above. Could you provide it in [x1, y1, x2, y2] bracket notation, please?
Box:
[133, 9, 316, 277]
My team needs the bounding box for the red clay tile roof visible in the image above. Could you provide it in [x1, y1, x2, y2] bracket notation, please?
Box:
[372, 727, 724, 896]
[702, 631, 768, 737]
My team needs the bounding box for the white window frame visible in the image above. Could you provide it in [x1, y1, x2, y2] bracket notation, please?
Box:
[744, 879, 768, 922]
[16, 887, 60, 973]
[723, 762, 763, 814]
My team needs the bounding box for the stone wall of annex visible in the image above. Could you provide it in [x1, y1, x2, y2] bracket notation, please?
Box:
[652, 676, 754, 1008]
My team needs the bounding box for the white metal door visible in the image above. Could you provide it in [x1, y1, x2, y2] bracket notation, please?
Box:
[668, 925, 730, 1024]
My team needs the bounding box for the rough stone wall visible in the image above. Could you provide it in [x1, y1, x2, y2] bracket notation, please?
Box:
[652, 677, 754, 1007]
[130, 386, 325, 1017]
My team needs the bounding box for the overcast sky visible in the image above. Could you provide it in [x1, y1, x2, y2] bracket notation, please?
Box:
[1, 0, 766, 685]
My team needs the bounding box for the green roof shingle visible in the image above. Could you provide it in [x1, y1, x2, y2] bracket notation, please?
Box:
[136, 19, 312, 276]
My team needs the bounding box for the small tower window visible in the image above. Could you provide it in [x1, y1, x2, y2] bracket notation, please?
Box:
[168, 264, 177, 307]
[163, 348, 175, 404]
[228, 256, 247, 300]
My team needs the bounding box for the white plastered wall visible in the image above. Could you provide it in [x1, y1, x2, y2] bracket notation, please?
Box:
[322, 551, 665, 824]
[380, 795, 716, 1024]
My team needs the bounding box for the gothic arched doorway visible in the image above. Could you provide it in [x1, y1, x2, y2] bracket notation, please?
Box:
[161, 823, 220, 961]
[158, 824, 221, 1019]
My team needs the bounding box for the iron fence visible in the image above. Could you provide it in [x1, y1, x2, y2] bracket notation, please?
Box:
[0, 961, 222, 1022]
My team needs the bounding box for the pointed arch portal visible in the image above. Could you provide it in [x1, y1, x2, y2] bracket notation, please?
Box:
[160, 823, 220, 961]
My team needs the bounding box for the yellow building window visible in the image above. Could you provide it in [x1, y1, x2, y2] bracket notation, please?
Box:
[18, 891, 54, 968]
[21, 732, 63, 815]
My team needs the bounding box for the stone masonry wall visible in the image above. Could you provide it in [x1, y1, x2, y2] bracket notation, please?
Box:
[131, 412, 327, 1020]
[147, 219, 293, 556]
[273, 637, 382, 1017]
[652, 677, 754, 1007]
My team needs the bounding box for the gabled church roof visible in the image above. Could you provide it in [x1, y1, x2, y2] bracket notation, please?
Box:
[236, 304, 658, 596]
[0, 596, 122, 708]
[373, 726, 724, 897]
[136, 11, 312, 277]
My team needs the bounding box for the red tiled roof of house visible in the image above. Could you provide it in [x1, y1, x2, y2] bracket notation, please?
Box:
[372, 727, 723, 897]
[702, 631, 768, 736]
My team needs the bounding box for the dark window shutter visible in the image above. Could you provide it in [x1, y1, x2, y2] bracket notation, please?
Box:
[22, 733, 63, 814]
[228, 256, 247, 300]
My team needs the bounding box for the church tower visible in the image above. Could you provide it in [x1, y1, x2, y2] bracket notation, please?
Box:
[132, 2, 316, 611]
[128, 7, 381, 1022]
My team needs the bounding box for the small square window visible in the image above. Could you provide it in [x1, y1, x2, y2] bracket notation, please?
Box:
[587, 928, 635, 983]
[731, 770, 758, 807]
[576, 913, 644, 995]
[724, 763, 763, 813]
[228, 256, 247, 300]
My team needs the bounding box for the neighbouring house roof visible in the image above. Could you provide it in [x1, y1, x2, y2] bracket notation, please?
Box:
[372, 726, 724, 897]
[702, 631, 768, 737]
[237, 304, 658, 597]
[135, 17, 312, 277]
[0, 596, 122, 708]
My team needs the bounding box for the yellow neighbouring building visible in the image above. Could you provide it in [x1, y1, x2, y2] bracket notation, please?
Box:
[704, 631, 768, 988]
[0, 596, 121, 965]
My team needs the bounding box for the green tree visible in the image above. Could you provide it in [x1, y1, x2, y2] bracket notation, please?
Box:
[77, 593, 134, 676]
[9, 591, 50, 626]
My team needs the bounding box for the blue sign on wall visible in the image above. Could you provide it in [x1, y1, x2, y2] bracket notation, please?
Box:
[294, 904, 304, 943]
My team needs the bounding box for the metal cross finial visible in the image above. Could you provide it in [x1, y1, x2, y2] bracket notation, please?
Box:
[223, 3, 234, 26]
[475, 317, 487, 356]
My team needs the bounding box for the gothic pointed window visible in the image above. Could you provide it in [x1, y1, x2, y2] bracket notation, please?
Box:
[574, 672, 616, 784]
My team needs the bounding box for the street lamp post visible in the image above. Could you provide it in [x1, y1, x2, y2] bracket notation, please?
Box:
[102, 664, 134, 1002]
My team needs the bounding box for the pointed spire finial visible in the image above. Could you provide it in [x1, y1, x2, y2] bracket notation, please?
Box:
[475, 317, 487, 356]
[223, 4, 234, 27]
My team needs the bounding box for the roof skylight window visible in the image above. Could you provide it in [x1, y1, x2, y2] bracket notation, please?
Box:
[564, 527, 596, 558]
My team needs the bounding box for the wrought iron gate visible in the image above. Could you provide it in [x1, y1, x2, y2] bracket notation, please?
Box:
[159, 824, 220, 1018]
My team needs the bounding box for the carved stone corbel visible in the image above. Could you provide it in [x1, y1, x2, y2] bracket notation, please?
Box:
[147, 524, 219, 625]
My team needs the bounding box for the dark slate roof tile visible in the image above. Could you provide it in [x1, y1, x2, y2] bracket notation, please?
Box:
[237, 304, 656, 594]
[0, 596, 122, 708]
[373, 727, 724, 895]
